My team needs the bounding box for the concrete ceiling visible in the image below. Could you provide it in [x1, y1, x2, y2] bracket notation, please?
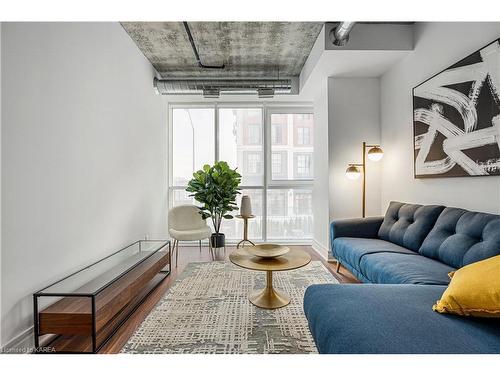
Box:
[121, 22, 323, 79]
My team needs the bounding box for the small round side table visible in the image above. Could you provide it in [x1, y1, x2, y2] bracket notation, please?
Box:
[236, 214, 255, 248]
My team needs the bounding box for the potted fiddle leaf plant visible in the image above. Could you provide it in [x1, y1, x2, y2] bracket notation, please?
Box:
[186, 161, 242, 248]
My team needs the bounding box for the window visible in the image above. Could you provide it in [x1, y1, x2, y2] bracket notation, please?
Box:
[247, 124, 261, 145]
[169, 105, 313, 241]
[271, 118, 287, 145]
[245, 152, 262, 175]
[294, 114, 314, 146]
[271, 151, 287, 179]
[270, 112, 314, 181]
[271, 124, 282, 144]
[294, 153, 313, 179]
[294, 191, 312, 215]
[297, 127, 311, 145]
[219, 108, 263, 186]
[268, 190, 287, 216]
[267, 188, 313, 239]
[172, 188, 194, 207]
[172, 108, 215, 186]
[272, 153, 282, 176]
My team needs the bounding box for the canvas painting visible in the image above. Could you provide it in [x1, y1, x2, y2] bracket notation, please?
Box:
[413, 38, 500, 178]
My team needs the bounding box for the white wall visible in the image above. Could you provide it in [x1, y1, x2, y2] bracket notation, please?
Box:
[381, 22, 500, 214]
[1, 22, 167, 347]
[300, 25, 325, 94]
[312, 81, 329, 257]
[329, 77, 382, 220]
[0, 21, 3, 346]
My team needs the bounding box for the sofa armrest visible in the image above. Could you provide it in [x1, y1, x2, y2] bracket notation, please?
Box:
[330, 216, 384, 249]
[330, 217, 384, 257]
[331, 217, 384, 240]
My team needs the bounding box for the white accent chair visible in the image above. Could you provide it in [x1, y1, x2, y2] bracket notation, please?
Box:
[168, 205, 213, 267]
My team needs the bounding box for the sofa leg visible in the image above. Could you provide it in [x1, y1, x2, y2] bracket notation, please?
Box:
[336, 260, 341, 273]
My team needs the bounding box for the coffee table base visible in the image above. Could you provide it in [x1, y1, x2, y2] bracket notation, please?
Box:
[248, 270, 290, 309]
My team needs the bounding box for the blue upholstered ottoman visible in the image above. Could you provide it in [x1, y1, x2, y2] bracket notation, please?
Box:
[303, 284, 500, 354]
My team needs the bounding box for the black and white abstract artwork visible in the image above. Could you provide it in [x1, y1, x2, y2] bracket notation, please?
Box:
[413, 38, 500, 178]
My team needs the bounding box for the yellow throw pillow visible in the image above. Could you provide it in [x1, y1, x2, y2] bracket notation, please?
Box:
[433, 255, 500, 317]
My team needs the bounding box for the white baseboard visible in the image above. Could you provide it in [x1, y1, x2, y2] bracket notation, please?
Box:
[311, 239, 329, 261]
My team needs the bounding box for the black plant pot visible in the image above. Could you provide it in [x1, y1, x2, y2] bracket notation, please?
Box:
[211, 233, 225, 248]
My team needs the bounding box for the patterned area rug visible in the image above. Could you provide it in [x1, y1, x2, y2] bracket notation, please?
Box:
[121, 261, 337, 354]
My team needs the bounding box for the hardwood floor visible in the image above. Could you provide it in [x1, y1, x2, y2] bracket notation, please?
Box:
[98, 244, 358, 353]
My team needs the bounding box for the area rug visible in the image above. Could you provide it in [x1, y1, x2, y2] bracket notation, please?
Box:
[121, 261, 338, 354]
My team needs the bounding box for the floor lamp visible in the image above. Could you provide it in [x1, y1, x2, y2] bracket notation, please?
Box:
[345, 142, 384, 218]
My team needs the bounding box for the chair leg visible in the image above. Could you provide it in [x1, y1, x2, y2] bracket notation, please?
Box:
[336, 260, 341, 273]
[172, 240, 176, 268]
[176, 240, 180, 268]
[209, 238, 214, 260]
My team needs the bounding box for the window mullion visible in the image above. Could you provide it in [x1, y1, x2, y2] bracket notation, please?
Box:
[263, 104, 269, 241]
[214, 103, 219, 162]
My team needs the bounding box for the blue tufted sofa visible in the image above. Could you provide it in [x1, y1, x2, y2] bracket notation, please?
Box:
[303, 201, 500, 353]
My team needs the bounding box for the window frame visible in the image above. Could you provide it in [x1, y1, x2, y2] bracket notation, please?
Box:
[168, 102, 314, 243]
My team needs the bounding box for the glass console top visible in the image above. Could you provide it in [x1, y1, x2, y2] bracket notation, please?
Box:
[36, 240, 169, 296]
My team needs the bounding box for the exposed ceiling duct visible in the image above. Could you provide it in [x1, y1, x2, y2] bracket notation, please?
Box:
[153, 77, 296, 98]
[154, 22, 299, 98]
[330, 21, 356, 46]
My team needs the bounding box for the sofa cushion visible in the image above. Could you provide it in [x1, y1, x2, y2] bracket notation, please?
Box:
[333, 238, 415, 270]
[303, 284, 500, 354]
[378, 201, 445, 251]
[359, 252, 455, 285]
[419, 207, 500, 269]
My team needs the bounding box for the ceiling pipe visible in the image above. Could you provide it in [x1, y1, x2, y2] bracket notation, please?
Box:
[330, 21, 356, 46]
[183, 22, 225, 69]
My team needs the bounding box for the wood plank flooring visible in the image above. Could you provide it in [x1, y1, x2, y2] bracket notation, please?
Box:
[98, 244, 358, 353]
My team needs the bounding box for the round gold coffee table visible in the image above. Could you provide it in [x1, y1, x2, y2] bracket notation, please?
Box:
[229, 247, 311, 309]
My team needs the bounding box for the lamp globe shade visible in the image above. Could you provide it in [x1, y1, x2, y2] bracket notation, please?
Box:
[345, 165, 361, 180]
[367, 146, 383, 162]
